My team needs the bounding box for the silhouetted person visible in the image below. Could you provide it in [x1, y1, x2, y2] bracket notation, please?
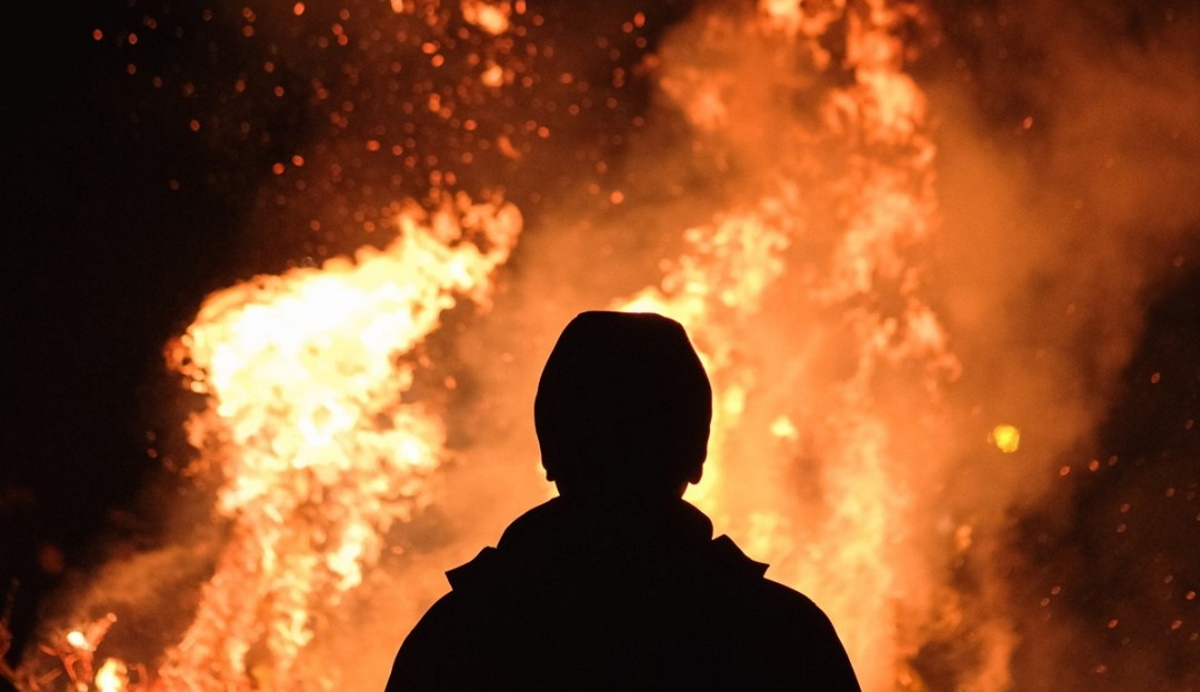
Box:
[386, 311, 860, 690]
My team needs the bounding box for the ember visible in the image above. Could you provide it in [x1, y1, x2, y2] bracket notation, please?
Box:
[989, 424, 1020, 454]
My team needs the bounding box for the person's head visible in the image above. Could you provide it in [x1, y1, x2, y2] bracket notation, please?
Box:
[534, 311, 712, 501]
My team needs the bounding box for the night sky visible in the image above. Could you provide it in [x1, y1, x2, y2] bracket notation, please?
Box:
[4, 0, 1198, 687]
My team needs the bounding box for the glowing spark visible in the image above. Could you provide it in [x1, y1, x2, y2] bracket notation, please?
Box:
[989, 424, 1021, 454]
[770, 415, 798, 440]
[461, 0, 511, 35]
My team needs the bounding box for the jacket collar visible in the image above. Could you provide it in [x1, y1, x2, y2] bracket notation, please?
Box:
[447, 496, 767, 590]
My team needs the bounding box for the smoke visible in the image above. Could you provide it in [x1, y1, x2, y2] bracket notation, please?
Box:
[921, 0, 1200, 688]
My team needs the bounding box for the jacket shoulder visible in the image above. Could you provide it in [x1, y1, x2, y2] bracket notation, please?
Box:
[384, 591, 478, 691]
[737, 578, 862, 691]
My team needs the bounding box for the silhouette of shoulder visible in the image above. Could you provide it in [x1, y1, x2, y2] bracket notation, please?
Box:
[386, 499, 859, 691]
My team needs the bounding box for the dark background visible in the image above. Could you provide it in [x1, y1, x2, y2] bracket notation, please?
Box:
[4, 0, 1197, 686]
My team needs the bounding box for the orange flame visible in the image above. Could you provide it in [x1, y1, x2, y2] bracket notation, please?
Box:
[156, 195, 520, 689]
[615, 2, 971, 689]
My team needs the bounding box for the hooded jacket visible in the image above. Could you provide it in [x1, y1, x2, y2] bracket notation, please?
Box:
[386, 497, 860, 691]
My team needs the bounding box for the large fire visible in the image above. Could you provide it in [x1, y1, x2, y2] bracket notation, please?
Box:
[157, 197, 520, 689]
[9, 0, 1197, 690]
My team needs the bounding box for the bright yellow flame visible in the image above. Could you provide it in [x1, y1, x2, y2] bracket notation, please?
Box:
[95, 658, 129, 692]
[157, 195, 521, 689]
[65, 630, 89, 650]
[989, 424, 1021, 454]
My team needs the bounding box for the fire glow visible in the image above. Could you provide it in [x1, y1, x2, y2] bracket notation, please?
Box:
[11, 0, 1198, 690]
[157, 197, 520, 688]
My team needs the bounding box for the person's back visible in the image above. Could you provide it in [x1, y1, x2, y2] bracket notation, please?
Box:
[386, 312, 859, 690]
